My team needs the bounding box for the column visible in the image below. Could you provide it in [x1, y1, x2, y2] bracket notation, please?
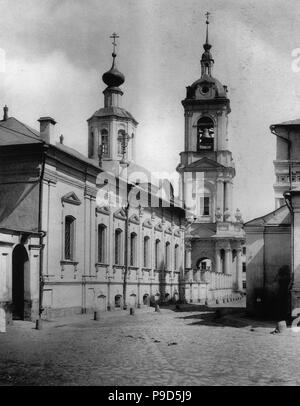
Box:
[224, 248, 231, 275]
[185, 240, 192, 270]
[215, 248, 221, 273]
[236, 247, 243, 291]
[216, 179, 224, 215]
[224, 182, 230, 212]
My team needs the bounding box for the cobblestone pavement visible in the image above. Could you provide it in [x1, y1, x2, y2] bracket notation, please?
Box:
[0, 303, 300, 386]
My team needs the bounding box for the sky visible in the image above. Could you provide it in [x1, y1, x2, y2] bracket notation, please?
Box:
[1, 0, 300, 221]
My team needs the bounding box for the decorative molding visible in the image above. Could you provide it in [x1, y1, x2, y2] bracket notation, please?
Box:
[143, 218, 152, 229]
[61, 192, 82, 206]
[165, 226, 173, 235]
[84, 185, 98, 198]
[129, 214, 140, 225]
[174, 229, 181, 237]
[96, 206, 110, 215]
[154, 222, 163, 232]
[113, 208, 126, 221]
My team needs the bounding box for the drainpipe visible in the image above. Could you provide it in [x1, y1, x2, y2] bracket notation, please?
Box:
[36, 144, 48, 329]
[270, 126, 292, 190]
[284, 191, 294, 316]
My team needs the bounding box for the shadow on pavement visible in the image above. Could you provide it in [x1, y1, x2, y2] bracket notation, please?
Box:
[174, 306, 276, 329]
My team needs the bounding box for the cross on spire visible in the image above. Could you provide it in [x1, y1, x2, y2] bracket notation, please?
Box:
[110, 32, 119, 56]
[205, 12, 210, 44]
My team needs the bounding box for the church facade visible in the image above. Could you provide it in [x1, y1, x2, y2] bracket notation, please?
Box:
[177, 18, 245, 304]
[0, 20, 245, 324]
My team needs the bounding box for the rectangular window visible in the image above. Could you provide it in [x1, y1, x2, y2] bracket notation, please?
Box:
[174, 245, 178, 270]
[115, 229, 122, 265]
[242, 262, 246, 273]
[130, 233, 137, 266]
[98, 225, 106, 263]
[203, 197, 210, 215]
[88, 131, 94, 158]
[165, 242, 170, 270]
[65, 216, 75, 260]
[144, 237, 149, 268]
[155, 240, 160, 269]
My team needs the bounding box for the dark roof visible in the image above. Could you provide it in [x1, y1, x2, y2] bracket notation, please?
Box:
[88, 106, 138, 124]
[0, 116, 100, 171]
[0, 117, 42, 145]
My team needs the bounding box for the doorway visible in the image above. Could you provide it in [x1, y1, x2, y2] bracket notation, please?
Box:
[12, 244, 29, 320]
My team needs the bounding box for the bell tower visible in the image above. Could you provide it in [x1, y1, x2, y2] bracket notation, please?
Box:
[177, 13, 245, 304]
[177, 13, 236, 222]
[87, 33, 138, 174]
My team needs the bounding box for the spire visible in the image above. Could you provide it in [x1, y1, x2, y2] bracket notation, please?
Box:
[102, 32, 125, 88]
[205, 11, 210, 45]
[201, 12, 214, 76]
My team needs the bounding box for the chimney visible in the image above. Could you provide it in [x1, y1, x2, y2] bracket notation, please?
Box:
[38, 117, 57, 144]
[3, 105, 8, 121]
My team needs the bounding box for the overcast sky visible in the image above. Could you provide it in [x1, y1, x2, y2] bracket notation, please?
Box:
[1, 0, 300, 221]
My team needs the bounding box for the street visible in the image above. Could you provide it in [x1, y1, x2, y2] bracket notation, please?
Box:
[0, 303, 299, 386]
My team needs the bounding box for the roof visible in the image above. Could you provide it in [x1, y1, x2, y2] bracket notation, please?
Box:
[53, 142, 101, 171]
[0, 117, 42, 146]
[190, 74, 227, 98]
[0, 116, 101, 171]
[88, 106, 138, 124]
[182, 157, 226, 171]
[271, 119, 300, 127]
[244, 205, 291, 227]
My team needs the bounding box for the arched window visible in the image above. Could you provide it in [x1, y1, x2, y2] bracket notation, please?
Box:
[174, 244, 179, 270]
[98, 224, 107, 263]
[88, 131, 94, 158]
[130, 232, 137, 266]
[114, 229, 123, 265]
[155, 239, 161, 270]
[197, 117, 214, 151]
[101, 129, 109, 156]
[118, 129, 125, 155]
[143, 236, 150, 268]
[65, 216, 75, 260]
[165, 241, 171, 270]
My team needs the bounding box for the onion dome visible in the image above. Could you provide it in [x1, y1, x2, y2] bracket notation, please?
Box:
[102, 54, 125, 87]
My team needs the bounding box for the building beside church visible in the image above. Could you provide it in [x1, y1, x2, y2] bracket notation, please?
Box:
[177, 17, 245, 304]
[244, 119, 300, 320]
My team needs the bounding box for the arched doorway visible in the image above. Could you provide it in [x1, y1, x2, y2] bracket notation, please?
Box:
[12, 244, 29, 320]
[143, 293, 150, 306]
[114, 294, 122, 309]
[97, 294, 106, 312]
[196, 257, 212, 281]
[196, 257, 212, 271]
[129, 293, 136, 308]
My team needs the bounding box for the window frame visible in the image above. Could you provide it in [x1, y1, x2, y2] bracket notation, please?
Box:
[64, 215, 76, 261]
[97, 224, 107, 263]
